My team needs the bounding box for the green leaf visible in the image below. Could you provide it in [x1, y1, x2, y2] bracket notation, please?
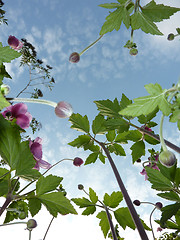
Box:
[36, 175, 63, 196]
[157, 161, 176, 182]
[0, 42, 21, 64]
[103, 191, 123, 208]
[114, 207, 135, 230]
[92, 114, 107, 135]
[169, 109, 180, 123]
[38, 192, 77, 217]
[131, 10, 163, 35]
[85, 152, 99, 165]
[89, 187, 98, 204]
[141, 1, 180, 23]
[82, 206, 96, 215]
[99, 3, 121, 9]
[105, 118, 129, 132]
[0, 63, 12, 83]
[71, 197, 94, 208]
[68, 135, 91, 148]
[94, 98, 121, 118]
[106, 130, 116, 142]
[97, 211, 110, 238]
[109, 143, 126, 156]
[157, 192, 180, 202]
[0, 179, 8, 196]
[99, 152, 106, 164]
[119, 93, 171, 117]
[160, 203, 180, 226]
[28, 198, 42, 217]
[146, 168, 173, 191]
[119, 93, 132, 110]
[0, 91, 10, 110]
[137, 108, 158, 124]
[69, 113, 90, 133]
[175, 168, 180, 187]
[130, 140, 145, 163]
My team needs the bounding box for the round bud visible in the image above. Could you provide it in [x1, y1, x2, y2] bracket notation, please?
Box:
[55, 101, 73, 118]
[27, 219, 37, 230]
[0, 84, 10, 96]
[19, 212, 27, 219]
[136, 159, 141, 163]
[73, 157, 84, 167]
[167, 33, 175, 41]
[69, 52, 80, 63]
[155, 202, 163, 210]
[133, 200, 141, 206]
[129, 48, 138, 56]
[78, 184, 84, 190]
[159, 150, 177, 168]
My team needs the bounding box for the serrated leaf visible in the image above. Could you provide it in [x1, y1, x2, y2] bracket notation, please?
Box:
[160, 203, 180, 225]
[157, 161, 176, 182]
[89, 187, 98, 204]
[137, 108, 158, 124]
[131, 10, 163, 35]
[0, 92, 10, 110]
[146, 168, 173, 191]
[113, 143, 126, 156]
[119, 93, 132, 110]
[36, 175, 63, 196]
[28, 198, 42, 217]
[71, 197, 94, 208]
[99, 152, 106, 164]
[145, 83, 163, 95]
[82, 206, 96, 215]
[119, 94, 171, 117]
[106, 130, 116, 142]
[99, 3, 121, 9]
[130, 140, 145, 163]
[141, 1, 180, 23]
[0, 63, 12, 83]
[157, 192, 180, 202]
[38, 192, 77, 217]
[94, 98, 121, 118]
[105, 118, 129, 132]
[0, 43, 21, 64]
[175, 168, 180, 187]
[103, 191, 123, 208]
[169, 109, 180, 123]
[114, 207, 135, 230]
[97, 211, 110, 238]
[92, 114, 107, 135]
[68, 135, 91, 148]
[85, 152, 99, 165]
[69, 113, 90, 133]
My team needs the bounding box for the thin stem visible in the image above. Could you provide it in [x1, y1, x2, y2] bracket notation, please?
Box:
[43, 216, 54, 240]
[98, 142, 149, 240]
[6, 97, 57, 108]
[0, 171, 11, 179]
[16, 65, 32, 98]
[0, 193, 13, 216]
[79, 35, 104, 56]
[104, 206, 118, 240]
[0, 221, 27, 227]
[29, 229, 32, 240]
[149, 207, 156, 240]
[159, 115, 167, 151]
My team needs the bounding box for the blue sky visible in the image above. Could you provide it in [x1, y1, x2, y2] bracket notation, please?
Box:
[0, 0, 180, 239]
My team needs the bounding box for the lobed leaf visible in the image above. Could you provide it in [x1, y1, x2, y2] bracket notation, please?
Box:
[0, 42, 21, 64]
[97, 211, 110, 238]
[130, 140, 145, 163]
[85, 152, 99, 165]
[89, 187, 98, 204]
[114, 207, 135, 230]
[92, 114, 107, 135]
[103, 191, 123, 208]
[69, 113, 90, 133]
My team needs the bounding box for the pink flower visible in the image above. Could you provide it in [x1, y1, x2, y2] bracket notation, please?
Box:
[8, 35, 23, 50]
[2, 103, 32, 129]
[140, 163, 160, 180]
[157, 227, 163, 232]
[55, 101, 73, 118]
[141, 125, 152, 132]
[29, 137, 51, 171]
[73, 157, 84, 167]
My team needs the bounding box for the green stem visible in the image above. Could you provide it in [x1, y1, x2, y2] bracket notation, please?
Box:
[159, 115, 167, 151]
[6, 97, 57, 108]
[79, 35, 104, 56]
[0, 221, 27, 227]
[149, 207, 156, 240]
[29, 229, 32, 240]
[0, 171, 11, 179]
[42, 216, 54, 240]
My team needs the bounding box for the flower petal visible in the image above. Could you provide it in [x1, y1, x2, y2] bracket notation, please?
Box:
[30, 142, 42, 160]
[12, 103, 28, 116]
[55, 101, 73, 118]
[16, 114, 31, 129]
[38, 159, 51, 169]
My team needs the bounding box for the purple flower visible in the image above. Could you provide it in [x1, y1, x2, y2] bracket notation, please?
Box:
[8, 35, 23, 50]
[55, 101, 73, 118]
[29, 137, 51, 171]
[157, 227, 163, 232]
[140, 163, 160, 181]
[73, 157, 84, 167]
[141, 125, 152, 132]
[2, 103, 32, 129]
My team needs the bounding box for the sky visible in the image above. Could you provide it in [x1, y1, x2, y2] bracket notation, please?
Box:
[0, 0, 180, 239]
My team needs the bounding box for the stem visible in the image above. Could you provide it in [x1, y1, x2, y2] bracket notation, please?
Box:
[0, 193, 13, 216]
[43, 216, 54, 240]
[104, 206, 118, 240]
[6, 97, 57, 108]
[99, 142, 149, 240]
[159, 115, 167, 151]
[0, 171, 11, 179]
[29, 229, 32, 240]
[149, 207, 156, 240]
[0, 221, 27, 227]
[16, 65, 32, 98]
[79, 35, 104, 56]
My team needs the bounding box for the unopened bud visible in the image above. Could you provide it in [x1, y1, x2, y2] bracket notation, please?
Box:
[73, 157, 84, 167]
[155, 202, 163, 210]
[159, 150, 176, 168]
[69, 52, 80, 63]
[55, 101, 73, 118]
[133, 200, 141, 206]
[167, 33, 175, 41]
[78, 184, 84, 190]
[0, 84, 10, 96]
[27, 219, 37, 230]
[129, 48, 138, 56]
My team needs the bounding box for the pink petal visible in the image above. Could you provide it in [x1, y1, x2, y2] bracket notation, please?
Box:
[16, 114, 31, 129]
[12, 103, 28, 116]
[38, 159, 51, 169]
[55, 101, 73, 118]
[30, 142, 42, 160]
[34, 137, 42, 144]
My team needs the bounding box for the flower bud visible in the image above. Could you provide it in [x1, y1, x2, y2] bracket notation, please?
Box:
[69, 52, 80, 63]
[129, 48, 138, 56]
[8, 35, 23, 50]
[78, 184, 84, 190]
[73, 157, 84, 167]
[133, 200, 141, 206]
[0, 84, 10, 96]
[18, 212, 27, 219]
[27, 219, 37, 230]
[55, 101, 73, 118]
[167, 33, 175, 41]
[159, 150, 177, 168]
[155, 202, 163, 210]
